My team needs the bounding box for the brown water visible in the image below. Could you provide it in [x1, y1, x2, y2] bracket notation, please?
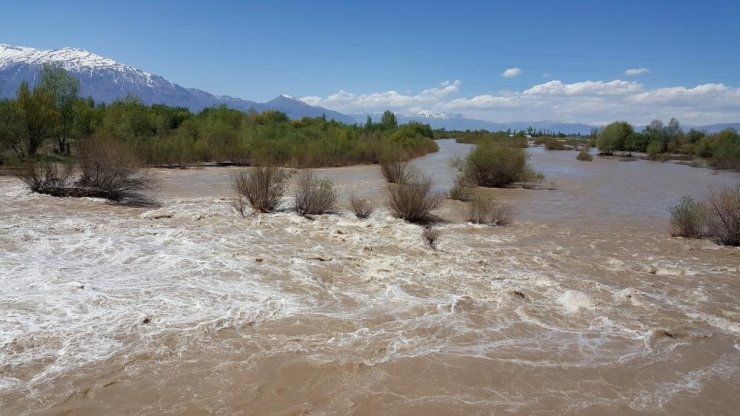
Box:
[1, 140, 738, 415]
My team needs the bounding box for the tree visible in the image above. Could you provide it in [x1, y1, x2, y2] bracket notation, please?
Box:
[597, 121, 633, 154]
[381, 110, 397, 129]
[15, 82, 56, 159]
[39, 64, 81, 154]
[0, 100, 23, 162]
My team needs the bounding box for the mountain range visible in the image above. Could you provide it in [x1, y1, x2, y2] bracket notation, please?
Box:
[0, 44, 736, 134]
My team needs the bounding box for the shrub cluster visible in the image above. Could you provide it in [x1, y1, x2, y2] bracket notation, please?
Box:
[669, 185, 740, 246]
[15, 138, 151, 201]
[576, 149, 593, 161]
[466, 193, 511, 226]
[348, 195, 374, 219]
[387, 174, 443, 224]
[293, 171, 337, 216]
[230, 166, 287, 213]
[462, 141, 541, 187]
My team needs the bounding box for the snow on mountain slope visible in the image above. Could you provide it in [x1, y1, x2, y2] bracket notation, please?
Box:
[0, 44, 357, 121]
[1, 43, 254, 111]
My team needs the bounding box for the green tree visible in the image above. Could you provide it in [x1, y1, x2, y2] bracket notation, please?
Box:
[15, 82, 56, 159]
[0, 100, 24, 162]
[381, 110, 397, 129]
[39, 64, 81, 154]
[597, 121, 634, 154]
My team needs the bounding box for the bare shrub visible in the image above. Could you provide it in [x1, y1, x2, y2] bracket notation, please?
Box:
[231, 166, 287, 213]
[466, 193, 511, 226]
[669, 195, 706, 238]
[77, 138, 152, 200]
[448, 174, 474, 201]
[15, 159, 73, 192]
[422, 226, 440, 249]
[293, 171, 337, 216]
[230, 196, 248, 218]
[576, 149, 594, 161]
[380, 160, 413, 184]
[387, 175, 443, 224]
[704, 185, 740, 246]
[348, 194, 374, 219]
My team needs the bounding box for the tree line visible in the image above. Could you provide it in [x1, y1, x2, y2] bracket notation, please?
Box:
[0, 65, 438, 168]
[597, 119, 740, 170]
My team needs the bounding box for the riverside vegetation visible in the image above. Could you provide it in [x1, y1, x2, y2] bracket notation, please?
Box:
[596, 119, 740, 170]
[669, 185, 740, 246]
[1, 65, 437, 200]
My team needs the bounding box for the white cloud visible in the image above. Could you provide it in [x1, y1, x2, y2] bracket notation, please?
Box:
[624, 68, 650, 76]
[302, 79, 740, 125]
[502, 67, 522, 78]
[300, 80, 461, 113]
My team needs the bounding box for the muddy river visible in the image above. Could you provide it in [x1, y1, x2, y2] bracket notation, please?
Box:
[1, 140, 738, 415]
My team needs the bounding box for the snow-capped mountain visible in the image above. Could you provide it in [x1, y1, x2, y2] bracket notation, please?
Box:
[0, 44, 344, 121]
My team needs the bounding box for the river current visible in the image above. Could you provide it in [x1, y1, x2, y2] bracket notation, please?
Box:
[1, 140, 738, 415]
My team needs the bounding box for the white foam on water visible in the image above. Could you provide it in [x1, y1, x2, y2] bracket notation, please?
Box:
[557, 290, 596, 313]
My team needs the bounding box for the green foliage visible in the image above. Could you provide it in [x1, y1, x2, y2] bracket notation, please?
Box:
[381, 110, 398, 129]
[576, 148, 593, 161]
[448, 174, 474, 201]
[708, 129, 740, 170]
[40, 64, 81, 154]
[670, 186, 740, 246]
[451, 130, 528, 148]
[597, 121, 633, 154]
[15, 82, 56, 159]
[464, 141, 535, 187]
[669, 195, 706, 238]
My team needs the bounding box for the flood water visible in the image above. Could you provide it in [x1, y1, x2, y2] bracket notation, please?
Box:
[1, 139, 738, 415]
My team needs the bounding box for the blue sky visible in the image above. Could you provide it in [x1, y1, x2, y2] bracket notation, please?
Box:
[2, 0, 739, 124]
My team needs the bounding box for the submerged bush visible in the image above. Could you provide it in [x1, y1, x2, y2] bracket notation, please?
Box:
[15, 159, 74, 192]
[704, 185, 740, 246]
[348, 194, 374, 219]
[542, 138, 566, 150]
[293, 171, 337, 216]
[669, 186, 740, 246]
[576, 149, 593, 161]
[231, 166, 287, 213]
[669, 195, 705, 238]
[15, 139, 150, 201]
[464, 141, 536, 187]
[466, 193, 511, 226]
[380, 160, 413, 184]
[448, 174, 474, 201]
[77, 138, 152, 200]
[387, 175, 443, 224]
[422, 226, 440, 249]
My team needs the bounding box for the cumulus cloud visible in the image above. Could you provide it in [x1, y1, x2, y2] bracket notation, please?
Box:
[302, 79, 740, 125]
[501, 67, 522, 78]
[625, 68, 650, 76]
[301, 80, 461, 113]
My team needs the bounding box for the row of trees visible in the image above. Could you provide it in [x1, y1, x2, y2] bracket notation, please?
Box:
[0, 66, 438, 168]
[596, 119, 740, 170]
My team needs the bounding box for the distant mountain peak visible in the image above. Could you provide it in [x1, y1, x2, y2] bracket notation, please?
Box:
[0, 43, 356, 123]
[278, 93, 301, 101]
[0, 43, 127, 73]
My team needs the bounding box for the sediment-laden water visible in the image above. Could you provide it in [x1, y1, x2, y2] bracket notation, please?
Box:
[1, 140, 738, 415]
